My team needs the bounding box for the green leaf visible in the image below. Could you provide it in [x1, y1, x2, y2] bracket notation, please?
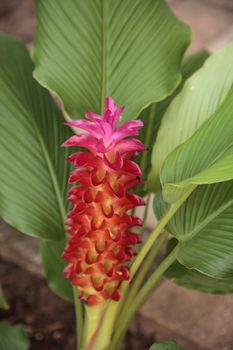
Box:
[149, 42, 233, 193]
[41, 240, 73, 302]
[165, 239, 233, 294]
[0, 34, 72, 241]
[0, 287, 9, 310]
[162, 86, 233, 202]
[0, 322, 29, 350]
[166, 259, 233, 294]
[32, 0, 191, 121]
[137, 50, 209, 196]
[152, 50, 210, 139]
[150, 340, 185, 350]
[154, 182, 233, 278]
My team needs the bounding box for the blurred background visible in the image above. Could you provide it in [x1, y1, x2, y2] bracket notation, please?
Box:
[1, 0, 233, 51]
[0, 1, 233, 349]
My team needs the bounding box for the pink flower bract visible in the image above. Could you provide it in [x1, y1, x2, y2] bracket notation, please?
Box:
[62, 97, 146, 306]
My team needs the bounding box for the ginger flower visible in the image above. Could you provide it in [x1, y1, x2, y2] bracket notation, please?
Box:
[62, 97, 146, 306]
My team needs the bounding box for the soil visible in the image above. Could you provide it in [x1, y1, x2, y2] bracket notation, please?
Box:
[0, 259, 75, 350]
[0, 259, 155, 350]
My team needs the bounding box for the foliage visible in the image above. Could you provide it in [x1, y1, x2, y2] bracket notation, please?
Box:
[150, 340, 185, 350]
[154, 182, 233, 279]
[0, 322, 29, 350]
[0, 287, 9, 310]
[0, 0, 233, 349]
[40, 240, 73, 301]
[137, 50, 209, 196]
[165, 239, 233, 294]
[149, 42, 233, 196]
[32, 0, 190, 120]
[0, 34, 72, 241]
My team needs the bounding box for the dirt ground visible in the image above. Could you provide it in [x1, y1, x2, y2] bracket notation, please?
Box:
[0, 258, 155, 350]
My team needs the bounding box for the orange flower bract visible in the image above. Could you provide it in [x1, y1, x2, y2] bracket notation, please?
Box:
[62, 97, 146, 306]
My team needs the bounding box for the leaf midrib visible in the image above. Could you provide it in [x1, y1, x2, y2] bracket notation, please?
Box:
[1, 67, 67, 234]
[180, 197, 233, 243]
[169, 91, 233, 187]
[177, 142, 233, 187]
[101, 0, 107, 113]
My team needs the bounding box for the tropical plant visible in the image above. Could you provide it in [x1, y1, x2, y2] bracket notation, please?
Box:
[1, 1, 233, 349]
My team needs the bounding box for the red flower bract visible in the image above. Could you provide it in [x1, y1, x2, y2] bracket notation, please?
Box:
[62, 97, 146, 306]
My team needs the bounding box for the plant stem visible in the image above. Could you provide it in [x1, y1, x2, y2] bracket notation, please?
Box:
[82, 304, 105, 350]
[120, 231, 168, 318]
[73, 287, 84, 350]
[110, 245, 179, 350]
[81, 302, 116, 350]
[106, 190, 193, 350]
[112, 232, 167, 334]
[108, 189, 194, 349]
[131, 188, 194, 279]
[139, 193, 151, 236]
[93, 301, 119, 350]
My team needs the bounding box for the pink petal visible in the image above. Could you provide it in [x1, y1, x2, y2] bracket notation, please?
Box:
[115, 139, 146, 153]
[85, 111, 102, 122]
[104, 106, 125, 128]
[114, 120, 144, 142]
[62, 134, 97, 152]
[66, 120, 104, 139]
[62, 135, 80, 147]
[104, 151, 123, 170]
[99, 121, 113, 139]
[112, 106, 125, 127]
[104, 96, 117, 115]
[96, 138, 106, 153]
[103, 97, 125, 127]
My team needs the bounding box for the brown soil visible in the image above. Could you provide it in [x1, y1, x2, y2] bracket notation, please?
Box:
[0, 259, 155, 350]
[0, 259, 75, 350]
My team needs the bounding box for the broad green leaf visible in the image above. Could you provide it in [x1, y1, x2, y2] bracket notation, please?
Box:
[136, 50, 209, 196]
[0, 322, 29, 350]
[161, 86, 233, 202]
[166, 259, 233, 294]
[41, 240, 73, 302]
[32, 0, 191, 121]
[0, 34, 72, 241]
[148, 42, 233, 192]
[181, 50, 210, 80]
[154, 182, 233, 278]
[165, 239, 233, 294]
[149, 50, 210, 143]
[0, 287, 9, 310]
[150, 340, 185, 350]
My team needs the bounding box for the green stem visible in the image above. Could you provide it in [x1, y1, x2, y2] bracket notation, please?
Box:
[120, 231, 168, 318]
[131, 188, 194, 279]
[73, 287, 84, 350]
[139, 193, 151, 236]
[106, 190, 193, 349]
[82, 304, 104, 350]
[108, 189, 194, 349]
[110, 245, 179, 350]
[94, 301, 119, 349]
[82, 302, 115, 350]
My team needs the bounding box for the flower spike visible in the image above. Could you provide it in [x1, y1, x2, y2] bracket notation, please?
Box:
[62, 97, 146, 306]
